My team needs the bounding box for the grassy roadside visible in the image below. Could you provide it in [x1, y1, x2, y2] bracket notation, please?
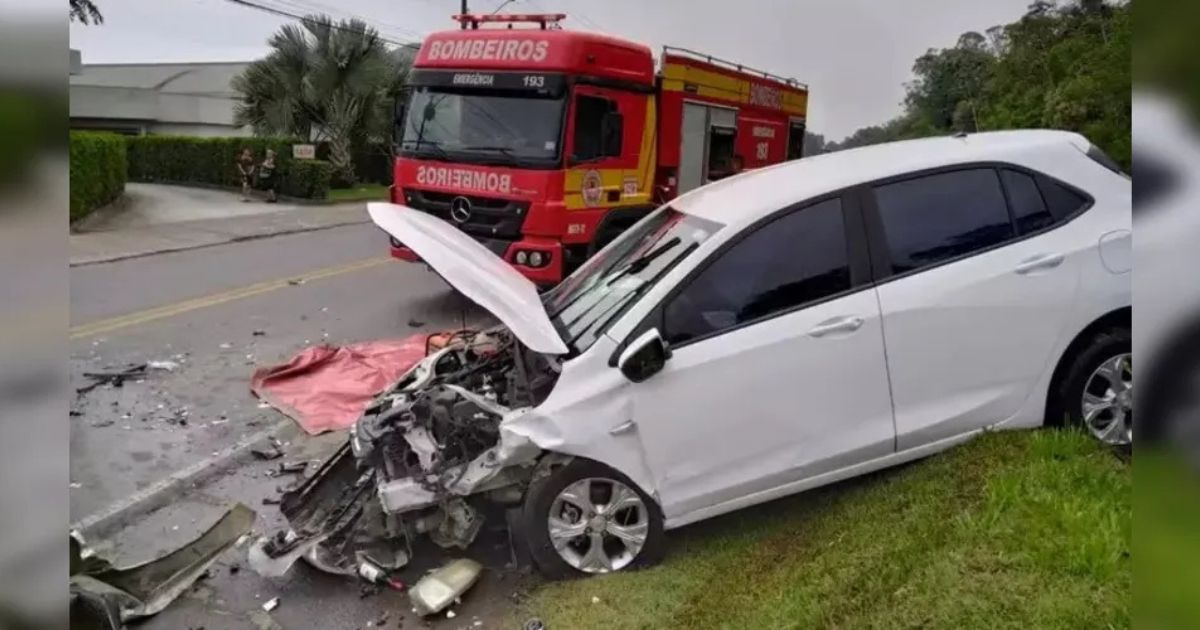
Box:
[326, 183, 389, 203]
[516, 430, 1130, 629]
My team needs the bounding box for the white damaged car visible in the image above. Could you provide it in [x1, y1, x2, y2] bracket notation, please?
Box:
[253, 130, 1131, 579]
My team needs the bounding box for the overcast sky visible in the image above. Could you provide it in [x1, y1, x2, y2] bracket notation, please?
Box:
[69, 0, 1034, 140]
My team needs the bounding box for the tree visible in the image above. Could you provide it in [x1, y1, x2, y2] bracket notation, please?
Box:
[69, 0, 102, 24]
[233, 15, 410, 185]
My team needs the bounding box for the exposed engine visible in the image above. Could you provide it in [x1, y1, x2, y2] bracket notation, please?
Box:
[249, 329, 561, 578]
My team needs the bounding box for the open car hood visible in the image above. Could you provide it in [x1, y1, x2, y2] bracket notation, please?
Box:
[368, 203, 568, 355]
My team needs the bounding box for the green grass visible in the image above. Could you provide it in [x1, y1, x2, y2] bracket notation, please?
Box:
[516, 430, 1130, 629]
[326, 183, 389, 202]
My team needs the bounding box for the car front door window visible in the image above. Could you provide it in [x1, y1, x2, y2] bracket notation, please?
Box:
[663, 197, 851, 345]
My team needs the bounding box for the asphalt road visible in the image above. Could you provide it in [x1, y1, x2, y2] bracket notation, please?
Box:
[69, 223, 526, 629]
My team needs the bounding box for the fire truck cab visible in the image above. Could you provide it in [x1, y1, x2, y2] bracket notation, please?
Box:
[390, 13, 809, 285]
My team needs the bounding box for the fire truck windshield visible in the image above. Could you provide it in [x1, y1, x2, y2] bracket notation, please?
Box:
[399, 87, 565, 167]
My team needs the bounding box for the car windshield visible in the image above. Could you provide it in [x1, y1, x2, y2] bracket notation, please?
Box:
[399, 87, 566, 166]
[544, 207, 723, 353]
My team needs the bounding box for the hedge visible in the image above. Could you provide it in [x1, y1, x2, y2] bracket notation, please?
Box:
[125, 136, 331, 200]
[70, 131, 127, 222]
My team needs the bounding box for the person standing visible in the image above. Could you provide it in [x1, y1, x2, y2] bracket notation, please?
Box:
[236, 148, 256, 202]
[259, 149, 278, 203]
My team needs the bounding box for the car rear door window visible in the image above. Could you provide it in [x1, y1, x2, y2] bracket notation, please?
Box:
[1000, 169, 1055, 234]
[1036, 174, 1089, 221]
[873, 168, 1014, 274]
[663, 198, 850, 345]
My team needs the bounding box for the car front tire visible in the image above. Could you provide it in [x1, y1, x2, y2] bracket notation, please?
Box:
[521, 458, 665, 579]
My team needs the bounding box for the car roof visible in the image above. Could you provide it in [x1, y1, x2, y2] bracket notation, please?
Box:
[673, 130, 1091, 227]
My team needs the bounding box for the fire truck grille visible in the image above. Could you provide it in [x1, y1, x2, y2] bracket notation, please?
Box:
[403, 189, 529, 240]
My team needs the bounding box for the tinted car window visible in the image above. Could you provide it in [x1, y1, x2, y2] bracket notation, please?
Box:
[874, 169, 1014, 274]
[1036, 175, 1088, 221]
[1000, 169, 1055, 234]
[663, 198, 850, 345]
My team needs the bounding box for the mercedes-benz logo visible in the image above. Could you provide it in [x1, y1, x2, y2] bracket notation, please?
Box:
[449, 196, 472, 224]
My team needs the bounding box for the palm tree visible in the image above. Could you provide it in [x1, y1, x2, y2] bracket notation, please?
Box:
[233, 15, 410, 184]
[69, 0, 103, 24]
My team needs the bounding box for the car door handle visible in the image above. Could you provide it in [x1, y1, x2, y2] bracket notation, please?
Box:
[609, 420, 636, 436]
[808, 316, 865, 338]
[1014, 252, 1065, 274]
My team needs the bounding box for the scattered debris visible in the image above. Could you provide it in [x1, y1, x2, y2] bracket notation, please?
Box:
[69, 504, 256, 629]
[407, 318, 426, 328]
[523, 618, 545, 630]
[446, 610, 456, 619]
[77, 364, 147, 395]
[70, 409, 83, 417]
[288, 278, 306, 286]
[257, 402, 272, 409]
[228, 563, 241, 575]
[272, 461, 308, 476]
[70, 482, 82, 489]
[147, 360, 180, 372]
[219, 343, 233, 350]
[386, 578, 406, 592]
[591, 596, 601, 605]
[369, 611, 390, 627]
[262, 497, 281, 505]
[252, 330, 267, 337]
[90, 419, 116, 428]
[409, 558, 483, 617]
[261, 597, 279, 612]
[251, 437, 284, 460]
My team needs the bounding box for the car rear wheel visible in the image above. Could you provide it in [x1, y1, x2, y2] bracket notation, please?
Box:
[1055, 328, 1133, 447]
[521, 459, 665, 578]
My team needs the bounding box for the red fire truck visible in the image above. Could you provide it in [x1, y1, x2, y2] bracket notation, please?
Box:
[390, 12, 809, 285]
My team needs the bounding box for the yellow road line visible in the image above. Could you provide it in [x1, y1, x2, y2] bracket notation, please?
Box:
[70, 256, 391, 340]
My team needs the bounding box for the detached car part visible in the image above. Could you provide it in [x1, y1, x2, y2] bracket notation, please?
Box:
[69, 503, 256, 629]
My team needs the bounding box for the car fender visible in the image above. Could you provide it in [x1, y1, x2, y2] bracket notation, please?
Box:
[502, 337, 661, 505]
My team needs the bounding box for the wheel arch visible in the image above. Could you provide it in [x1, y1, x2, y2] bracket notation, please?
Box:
[1043, 305, 1132, 426]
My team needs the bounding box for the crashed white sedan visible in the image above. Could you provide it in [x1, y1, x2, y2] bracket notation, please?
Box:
[256, 131, 1131, 579]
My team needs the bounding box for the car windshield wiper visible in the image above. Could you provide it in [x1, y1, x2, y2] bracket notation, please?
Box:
[459, 145, 519, 164]
[402, 139, 447, 158]
[605, 236, 682, 286]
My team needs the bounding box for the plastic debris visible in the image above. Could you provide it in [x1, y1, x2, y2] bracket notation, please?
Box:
[446, 610, 456, 619]
[147, 360, 180, 372]
[591, 596, 601, 604]
[261, 597, 279, 612]
[219, 343, 233, 350]
[408, 558, 483, 617]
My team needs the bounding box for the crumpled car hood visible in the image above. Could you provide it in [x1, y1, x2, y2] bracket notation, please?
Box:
[368, 202, 569, 355]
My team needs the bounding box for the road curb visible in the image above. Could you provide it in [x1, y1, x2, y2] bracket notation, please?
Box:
[70, 418, 298, 540]
[69, 218, 371, 267]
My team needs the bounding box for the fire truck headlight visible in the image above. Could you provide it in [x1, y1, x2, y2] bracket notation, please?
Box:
[528, 251, 544, 268]
[515, 251, 529, 266]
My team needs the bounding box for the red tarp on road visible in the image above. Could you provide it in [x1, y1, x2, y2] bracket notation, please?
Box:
[250, 335, 429, 435]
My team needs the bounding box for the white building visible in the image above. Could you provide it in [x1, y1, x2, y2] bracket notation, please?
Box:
[69, 49, 252, 136]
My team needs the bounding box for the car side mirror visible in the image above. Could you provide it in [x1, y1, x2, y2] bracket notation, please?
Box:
[618, 328, 671, 383]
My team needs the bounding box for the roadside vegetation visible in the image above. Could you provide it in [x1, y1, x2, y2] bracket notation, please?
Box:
[811, 0, 1131, 171]
[327, 183, 390, 203]
[518, 429, 1130, 629]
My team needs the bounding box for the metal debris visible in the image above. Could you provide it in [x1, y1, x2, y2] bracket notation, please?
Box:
[77, 364, 147, 394]
[261, 597, 279, 612]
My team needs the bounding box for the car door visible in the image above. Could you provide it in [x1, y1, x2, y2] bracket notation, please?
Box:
[864, 167, 1087, 451]
[625, 195, 896, 521]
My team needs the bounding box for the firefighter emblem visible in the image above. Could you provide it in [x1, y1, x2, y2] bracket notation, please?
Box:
[581, 170, 603, 207]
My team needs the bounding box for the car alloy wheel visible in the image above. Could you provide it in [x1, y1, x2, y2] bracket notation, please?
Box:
[1081, 352, 1133, 446]
[546, 477, 650, 573]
